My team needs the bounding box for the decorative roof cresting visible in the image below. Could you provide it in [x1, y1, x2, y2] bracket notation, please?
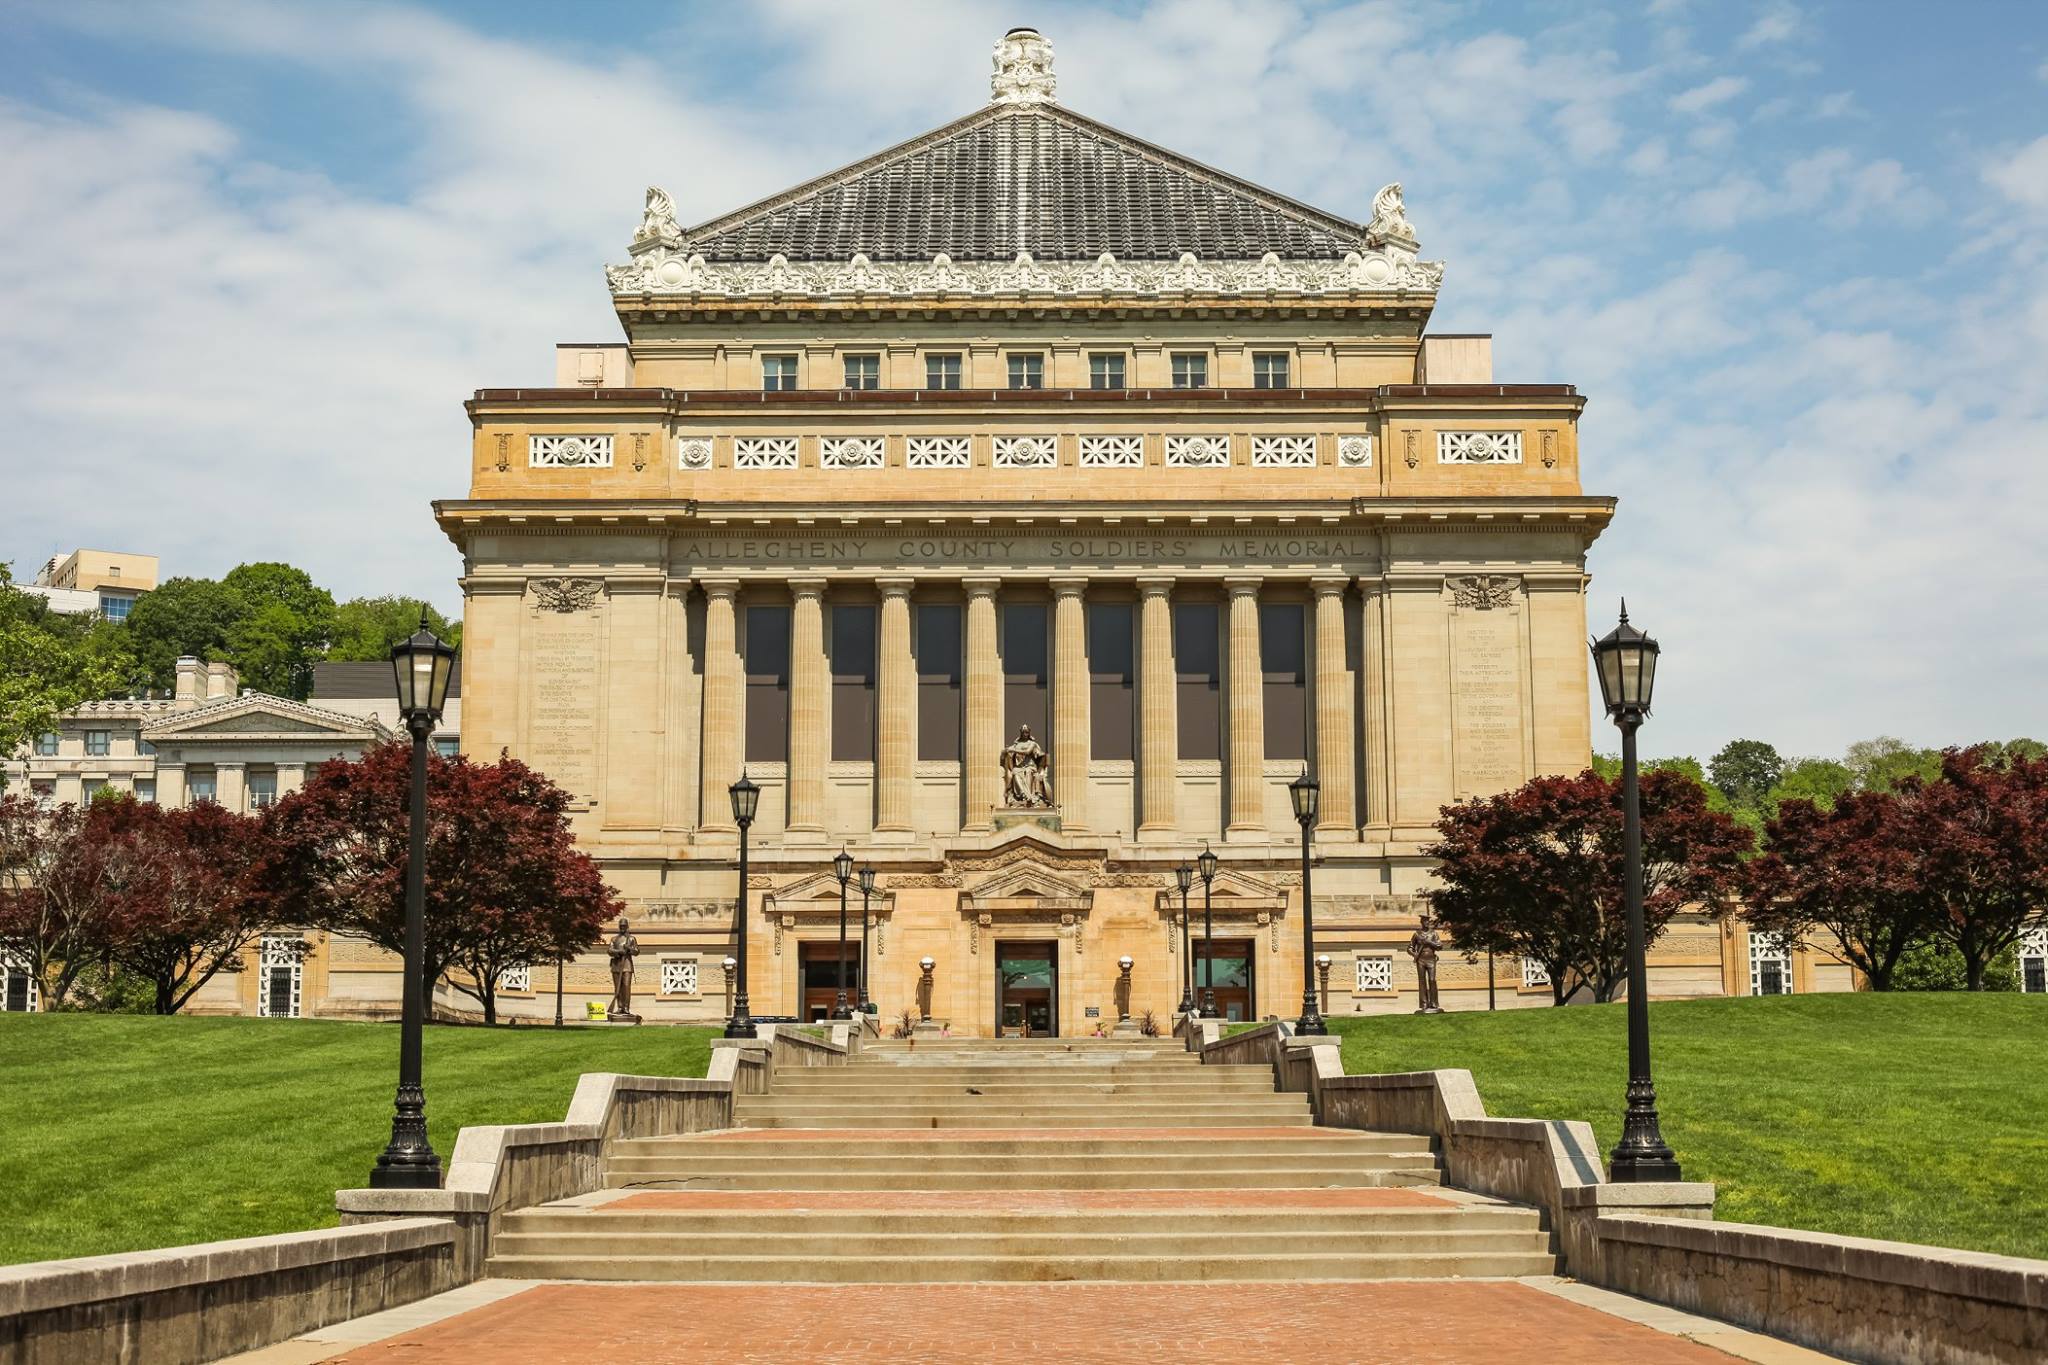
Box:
[991, 27, 1057, 105]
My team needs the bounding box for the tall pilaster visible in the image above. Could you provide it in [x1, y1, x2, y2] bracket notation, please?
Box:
[1312, 577, 1356, 835]
[963, 578, 1002, 830]
[786, 577, 828, 838]
[1136, 577, 1177, 839]
[1360, 578, 1392, 834]
[1051, 576, 1090, 828]
[1225, 577, 1266, 840]
[875, 577, 915, 836]
[697, 579, 741, 834]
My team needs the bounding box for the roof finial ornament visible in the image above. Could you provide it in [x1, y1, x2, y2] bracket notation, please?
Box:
[633, 185, 684, 253]
[1366, 182, 1418, 252]
[991, 26, 1057, 105]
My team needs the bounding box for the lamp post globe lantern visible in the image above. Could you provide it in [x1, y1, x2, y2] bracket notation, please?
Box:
[1196, 843, 1219, 1017]
[831, 848, 854, 1019]
[1174, 863, 1195, 1016]
[370, 612, 455, 1189]
[1589, 603, 1679, 1182]
[918, 956, 936, 1022]
[1315, 953, 1332, 1016]
[857, 865, 877, 1014]
[1289, 768, 1327, 1035]
[725, 774, 759, 1039]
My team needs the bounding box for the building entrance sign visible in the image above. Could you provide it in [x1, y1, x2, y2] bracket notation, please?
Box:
[996, 942, 1058, 1037]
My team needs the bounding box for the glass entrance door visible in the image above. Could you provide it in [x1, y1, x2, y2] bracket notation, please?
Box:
[800, 940, 861, 1021]
[1194, 938, 1256, 1022]
[996, 942, 1058, 1037]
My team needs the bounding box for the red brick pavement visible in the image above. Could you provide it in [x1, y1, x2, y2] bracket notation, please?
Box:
[335, 1282, 1734, 1363]
[605, 1187, 1453, 1212]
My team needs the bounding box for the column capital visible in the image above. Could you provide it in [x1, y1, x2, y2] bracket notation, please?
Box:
[1311, 575, 1352, 597]
[787, 576, 828, 599]
[699, 577, 741, 601]
[877, 576, 916, 599]
[1136, 576, 1176, 598]
[963, 576, 1001, 599]
[1224, 575, 1264, 598]
[1050, 575, 1088, 599]
[664, 576, 694, 599]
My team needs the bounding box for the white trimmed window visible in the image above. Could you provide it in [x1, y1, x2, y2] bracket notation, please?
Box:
[1437, 431, 1523, 464]
[1165, 434, 1230, 467]
[1170, 353, 1209, 388]
[994, 435, 1057, 468]
[258, 936, 304, 1018]
[34, 732, 58, 756]
[499, 964, 532, 993]
[530, 434, 613, 468]
[1354, 955, 1393, 993]
[661, 958, 699, 996]
[821, 436, 884, 469]
[2018, 925, 2046, 994]
[1521, 957, 1551, 990]
[1252, 353, 1291, 389]
[906, 436, 971, 469]
[248, 771, 277, 810]
[734, 437, 798, 470]
[1251, 435, 1315, 468]
[84, 730, 110, 757]
[1749, 935, 1794, 997]
[2, 957, 39, 1013]
[761, 354, 798, 391]
[1078, 435, 1142, 468]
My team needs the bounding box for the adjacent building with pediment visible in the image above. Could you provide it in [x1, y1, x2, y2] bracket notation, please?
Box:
[428, 28, 1850, 1032]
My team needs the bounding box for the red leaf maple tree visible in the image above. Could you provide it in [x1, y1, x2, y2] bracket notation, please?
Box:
[103, 800, 274, 1014]
[1424, 768, 1752, 1003]
[1745, 788, 1925, 990]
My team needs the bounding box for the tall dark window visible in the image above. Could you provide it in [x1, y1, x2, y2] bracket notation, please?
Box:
[916, 605, 963, 761]
[1260, 603, 1308, 760]
[1007, 353, 1044, 389]
[843, 354, 880, 389]
[743, 605, 790, 762]
[1253, 352, 1291, 389]
[1171, 353, 1208, 388]
[1000, 604, 1049, 739]
[1087, 603, 1135, 760]
[926, 354, 963, 390]
[761, 355, 798, 391]
[1089, 353, 1127, 390]
[1173, 603, 1222, 760]
[829, 605, 877, 762]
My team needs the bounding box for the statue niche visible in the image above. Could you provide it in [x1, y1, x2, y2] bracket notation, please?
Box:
[1000, 724, 1054, 809]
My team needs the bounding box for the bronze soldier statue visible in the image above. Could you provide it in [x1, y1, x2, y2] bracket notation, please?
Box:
[607, 917, 641, 1022]
[1409, 912, 1444, 1014]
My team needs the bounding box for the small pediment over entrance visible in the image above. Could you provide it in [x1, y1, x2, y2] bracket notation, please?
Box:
[1153, 866, 1288, 916]
[961, 860, 1093, 910]
[762, 868, 894, 921]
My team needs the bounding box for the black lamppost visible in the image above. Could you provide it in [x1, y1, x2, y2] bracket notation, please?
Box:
[1174, 863, 1194, 1017]
[725, 774, 760, 1039]
[1289, 769, 1327, 1035]
[369, 614, 455, 1189]
[1591, 603, 1679, 1182]
[1196, 843, 1219, 1017]
[554, 955, 564, 1028]
[857, 865, 876, 1013]
[831, 848, 854, 1019]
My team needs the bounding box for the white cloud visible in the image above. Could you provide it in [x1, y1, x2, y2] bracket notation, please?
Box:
[1984, 135, 2048, 216]
[1737, 4, 1804, 48]
[1670, 75, 1749, 114]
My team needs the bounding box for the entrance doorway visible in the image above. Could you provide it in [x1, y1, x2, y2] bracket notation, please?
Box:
[995, 941, 1058, 1037]
[1194, 938, 1256, 1022]
[799, 940, 863, 1021]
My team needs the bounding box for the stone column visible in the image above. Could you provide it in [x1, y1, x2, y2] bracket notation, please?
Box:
[278, 763, 308, 798]
[697, 579, 742, 834]
[786, 577, 828, 839]
[1051, 576, 1089, 828]
[1360, 579, 1391, 834]
[1312, 577, 1356, 835]
[875, 577, 915, 836]
[1225, 577, 1266, 840]
[217, 762, 248, 815]
[963, 578, 1002, 830]
[1136, 577, 1177, 839]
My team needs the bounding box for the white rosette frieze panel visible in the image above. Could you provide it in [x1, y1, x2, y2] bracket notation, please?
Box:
[1165, 434, 1231, 468]
[993, 435, 1057, 469]
[1337, 435, 1375, 468]
[676, 436, 714, 470]
[1251, 435, 1316, 468]
[1078, 435, 1143, 468]
[1437, 431, 1523, 465]
[733, 437, 798, 470]
[529, 434, 613, 468]
[906, 436, 971, 469]
[821, 436, 885, 469]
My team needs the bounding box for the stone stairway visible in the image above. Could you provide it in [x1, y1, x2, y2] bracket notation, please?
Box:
[485, 1037, 1557, 1283]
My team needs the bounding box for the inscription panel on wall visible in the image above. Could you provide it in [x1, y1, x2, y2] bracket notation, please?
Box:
[672, 530, 1383, 575]
[1449, 578, 1526, 799]
[525, 584, 603, 799]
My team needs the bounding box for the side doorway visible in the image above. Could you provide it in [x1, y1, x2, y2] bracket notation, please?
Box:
[995, 941, 1058, 1037]
[1194, 938, 1257, 1022]
[799, 940, 862, 1021]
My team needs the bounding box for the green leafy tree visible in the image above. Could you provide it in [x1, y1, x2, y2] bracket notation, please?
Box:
[222, 563, 334, 698]
[122, 577, 248, 692]
[1891, 938, 2019, 992]
[329, 597, 460, 661]
[1845, 736, 1941, 792]
[0, 566, 135, 756]
[1766, 758, 1857, 813]
[1710, 739, 1785, 810]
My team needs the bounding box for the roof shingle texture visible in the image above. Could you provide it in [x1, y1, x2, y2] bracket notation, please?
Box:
[687, 107, 1364, 264]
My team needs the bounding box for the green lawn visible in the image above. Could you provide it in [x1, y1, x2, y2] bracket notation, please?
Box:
[0, 1015, 714, 1265]
[1333, 993, 2048, 1260]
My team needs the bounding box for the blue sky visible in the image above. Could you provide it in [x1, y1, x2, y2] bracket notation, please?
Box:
[1, 0, 2044, 760]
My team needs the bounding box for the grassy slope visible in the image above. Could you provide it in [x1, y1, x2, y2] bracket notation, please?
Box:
[0, 1015, 714, 1265]
[1333, 993, 2048, 1260]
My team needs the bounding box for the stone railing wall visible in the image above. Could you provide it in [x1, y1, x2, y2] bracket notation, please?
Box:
[1200, 1028, 2048, 1364]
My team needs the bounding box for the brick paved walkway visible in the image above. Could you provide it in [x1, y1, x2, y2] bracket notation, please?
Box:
[331, 1282, 1746, 1363]
[604, 1186, 1454, 1212]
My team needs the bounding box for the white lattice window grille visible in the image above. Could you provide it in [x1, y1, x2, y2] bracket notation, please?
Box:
[661, 959, 699, 996]
[1251, 435, 1316, 468]
[1337, 435, 1374, 468]
[2021, 925, 2048, 994]
[1521, 957, 1551, 990]
[993, 435, 1057, 468]
[906, 436, 971, 469]
[1354, 955, 1393, 992]
[677, 437, 713, 470]
[733, 437, 798, 469]
[1437, 431, 1523, 464]
[1749, 936, 1794, 997]
[529, 434, 613, 468]
[258, 936, 304, 1018]
[1077, 435, 1143, 468]
[499, 964, 531, 993]
[821, 436, 885, 469]
[1, 957, 38, 1013]
[1165, 434, 1231, 467]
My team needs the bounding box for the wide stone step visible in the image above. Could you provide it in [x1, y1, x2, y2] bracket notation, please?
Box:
[490, 1228, 1542, 1258]
[482, 1248, 1553, 1282]
[609, 1134, 1426, 1158]
[756, 1085, 1279, 1101]
[601, 1166, 1439, 1190]
[500, 1207, 1541, 1237]
[734, 1111, 1316, 1129]
[605, 1151, 1435, 1176]
[738, 1094, 1305, 1109]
